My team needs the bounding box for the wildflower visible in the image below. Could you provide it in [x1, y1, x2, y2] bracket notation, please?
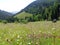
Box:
[39, 31, 42, 33]
[36, 42, 39, 45]
[5, 38, 11, 43]
[52, 31, 55, 34]
[52, 28, 55, 30]
[28, 42, 31, 45]
[34, 32, 36, 35]
[17, 35, 20, 38]
[17, 39, 20, 42]
[17, 41, 19, 44]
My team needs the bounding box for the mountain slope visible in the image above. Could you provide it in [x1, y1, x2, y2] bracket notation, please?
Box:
[14, 11, 32, 19]
[14, 0, 60, 21]
[22, 0, 57, 14]
[15, 0, 59, 14]
[0, 10, 13, 20]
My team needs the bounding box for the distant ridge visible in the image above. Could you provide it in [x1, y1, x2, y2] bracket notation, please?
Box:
[0, 10, 13, 20]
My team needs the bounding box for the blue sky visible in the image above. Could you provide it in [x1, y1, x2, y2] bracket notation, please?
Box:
[0, 0, 35, 12]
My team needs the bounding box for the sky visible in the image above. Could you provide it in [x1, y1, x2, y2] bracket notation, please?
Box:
[0, 0, 35, 12]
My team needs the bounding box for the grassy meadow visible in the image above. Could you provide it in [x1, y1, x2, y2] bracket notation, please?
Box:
[0, 21, 60, 45]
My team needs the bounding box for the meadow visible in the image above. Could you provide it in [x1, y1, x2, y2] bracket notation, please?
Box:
[0, 21, 60, 45]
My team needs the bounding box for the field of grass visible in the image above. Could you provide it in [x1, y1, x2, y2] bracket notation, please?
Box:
[0, 21, 60, 45]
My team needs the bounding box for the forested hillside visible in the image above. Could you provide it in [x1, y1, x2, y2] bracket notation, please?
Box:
[22, 0, 60, 21]
[13, 0, 60, 23]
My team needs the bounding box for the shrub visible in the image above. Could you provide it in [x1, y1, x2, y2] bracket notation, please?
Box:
[2, 20, 8, 24]
[21, 19, 28, 24]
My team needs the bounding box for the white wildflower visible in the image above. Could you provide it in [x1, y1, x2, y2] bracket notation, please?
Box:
[17, 39, 19, 42]
[28, 42, 31, 45]
[36, 42, 39, 45]
[52, 28, 56, 30]
[39, 31, 42, 33]
[17, 35, 20, 38]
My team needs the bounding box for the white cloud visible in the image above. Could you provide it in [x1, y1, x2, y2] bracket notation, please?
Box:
[0, 0, 35, 12]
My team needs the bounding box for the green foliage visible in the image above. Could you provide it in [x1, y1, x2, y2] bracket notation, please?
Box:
[0, 19, 8, 24]
[20, 20, 28, 24]
[0, 19, 2, 22]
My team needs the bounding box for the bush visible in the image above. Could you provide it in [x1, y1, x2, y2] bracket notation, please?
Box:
[20, 19, 28, 24]
[2, 20, 8, 24]
[0, 19, 2, 22]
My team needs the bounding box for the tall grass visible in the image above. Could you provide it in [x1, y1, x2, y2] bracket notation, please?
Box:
[0, 21, 60, 45]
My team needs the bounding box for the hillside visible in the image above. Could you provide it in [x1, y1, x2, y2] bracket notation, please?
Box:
[14, 12, 32, 19]
[22, 0, 56, 14]
[14, 0, 60, 22]
[0, 10, 13, 20]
